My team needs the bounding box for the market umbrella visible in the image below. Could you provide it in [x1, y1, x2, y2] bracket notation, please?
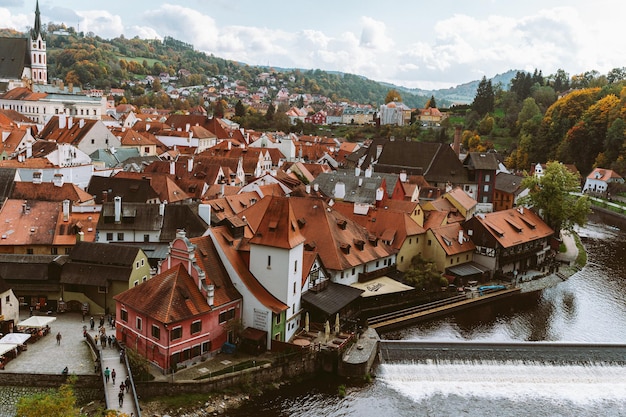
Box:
[0, 333, 30, 344]
[324, 320, 330, 342]
[304, 312, 309, 333]
[17, 316, 56, 329]
[334, 313, 340, 335]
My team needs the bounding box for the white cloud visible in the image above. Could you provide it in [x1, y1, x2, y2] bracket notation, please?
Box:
[75, 10, 124, 38]
[359, 16, 393, 50]
[0, 8, 31, 31]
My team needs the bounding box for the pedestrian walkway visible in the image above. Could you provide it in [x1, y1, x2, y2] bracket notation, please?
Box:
[85, 317, 138, 417]
[98, 343, 136, 416]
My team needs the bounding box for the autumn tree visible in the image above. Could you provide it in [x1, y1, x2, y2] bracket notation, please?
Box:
[385, 89, 402, 104]
[472, 76, 494, 116]
[16, 379, 84, 417]
[520, 161, 590, 236]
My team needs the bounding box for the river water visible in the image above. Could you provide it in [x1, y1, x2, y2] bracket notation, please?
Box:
[228, 212, 626, 417]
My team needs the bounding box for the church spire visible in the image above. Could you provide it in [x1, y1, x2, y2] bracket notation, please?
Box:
[31, 0, 43, 41]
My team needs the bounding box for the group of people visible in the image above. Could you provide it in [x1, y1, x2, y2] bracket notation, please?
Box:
[103, 366, 132, 407]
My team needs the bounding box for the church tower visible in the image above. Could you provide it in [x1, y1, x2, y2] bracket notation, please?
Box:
[29, 0, 47, 85]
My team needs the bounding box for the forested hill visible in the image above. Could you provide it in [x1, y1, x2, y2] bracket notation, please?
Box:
[0, 27, 434, 107]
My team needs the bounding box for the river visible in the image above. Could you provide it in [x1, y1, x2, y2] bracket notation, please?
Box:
[227, 212, 626, 417]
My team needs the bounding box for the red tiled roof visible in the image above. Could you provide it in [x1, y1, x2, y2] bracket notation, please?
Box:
[114, 263, 212, 324]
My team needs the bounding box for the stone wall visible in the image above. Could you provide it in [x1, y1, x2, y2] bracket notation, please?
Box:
[0, 373, 102, 414]
[136, 352, 319, 399]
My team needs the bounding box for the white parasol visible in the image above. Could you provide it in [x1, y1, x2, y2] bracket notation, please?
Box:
[334, 313, 340, 335]
[304, 312, 310, 333]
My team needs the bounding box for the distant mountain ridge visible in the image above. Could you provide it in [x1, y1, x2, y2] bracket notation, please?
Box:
[382, 70, 520, 105]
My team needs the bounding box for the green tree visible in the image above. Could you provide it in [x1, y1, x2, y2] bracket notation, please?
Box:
[16, 378, 85, 417]
[520, 161, 591, 235]
[404, 255, 448, 291]
[426, 95, 437, 108]
[385, 89, 402, 104]
[235, 100, 246, 117]
[472, 76, 494, 116]
[265, 103, 275, 121]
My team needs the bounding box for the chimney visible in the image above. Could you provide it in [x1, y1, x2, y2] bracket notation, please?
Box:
[77, 231, 84, 241]
[458, 229, 464, 245]
[169, 160, 176, 175]
[365, 166, 372, 178]
[206, 284, 215, 306]
[79, 118, 85, 128]
[313, 183, 319, 192]
[67, 117, 73, 129]
[198, 203, 211, 225]
[159, 201, 166, 216]
[220, 183, 225, 197]
[114, 196, 122, 223]
[63, 200, 70, 222]
[59, 114, 67, 129]
[146, 123, 151, 131]
[355, 167, 361, 177]
[185, 123, 190, 132]
[334, 181, 345, 200]
[188, 157, 194, 173]
[26, 141, 32, 158]
[400, 170, 407, 183]
[227, 141, 232, 150]
[376, 144, 383, 160]
[453, 126, 461, 157]
[376, 187, 384, 202]
[305, 184, 311, 194]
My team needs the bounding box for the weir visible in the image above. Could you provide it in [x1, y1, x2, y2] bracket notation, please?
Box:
[379, 340, 626, 365]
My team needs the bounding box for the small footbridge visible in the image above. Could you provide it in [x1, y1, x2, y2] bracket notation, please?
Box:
[379, 340, 626, 365]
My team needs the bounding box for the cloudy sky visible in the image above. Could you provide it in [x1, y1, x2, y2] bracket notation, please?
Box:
[1, 0, 623, 89]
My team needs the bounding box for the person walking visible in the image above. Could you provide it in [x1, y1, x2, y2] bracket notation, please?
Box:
[119, 381, 125, 393]
[94, 334, 98, 346]
[104, 367, 111, 383]
[101, 335, 106, 349]
[125, 375, 130, 393]
[118, 390, 124, 407]
[56, 332, 62, 345]
[90, 316, 95, 330]
[111, 368, 116, 384]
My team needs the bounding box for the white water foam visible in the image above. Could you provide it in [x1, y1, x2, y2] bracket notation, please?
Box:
[379, 361, 626, 405]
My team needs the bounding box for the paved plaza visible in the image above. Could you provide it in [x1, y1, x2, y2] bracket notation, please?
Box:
[3, 311, 95, 375]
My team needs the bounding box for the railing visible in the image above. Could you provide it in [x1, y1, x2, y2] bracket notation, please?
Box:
[367, 294, 467, 326]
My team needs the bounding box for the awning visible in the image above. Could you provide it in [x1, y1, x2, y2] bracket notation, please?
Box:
[0, 333, 30, 344]
[302, 281, 364, 315]
[351, 276, 413, 297]
[0, 343, 17, 356]
[446, 262, 490, 277]
[17, 316, 56, 328]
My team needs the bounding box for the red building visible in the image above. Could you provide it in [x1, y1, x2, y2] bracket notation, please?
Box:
[114, 230, 242, 372]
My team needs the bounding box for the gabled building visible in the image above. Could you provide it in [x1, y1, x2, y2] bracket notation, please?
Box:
[463, 207, 554, 279]
[38, 116, 120, 156]
[463, 152, 499, 209]
[0, 199, 98, 255]
[209, 218, 289, 349]
[424, 222, 476, 277]
[494, 172, 527, 212]
[96, 197, 209, 245]
[62, 241, 151, 316]
[583, 167, 624, 196]
[114, 231, 242, 372]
